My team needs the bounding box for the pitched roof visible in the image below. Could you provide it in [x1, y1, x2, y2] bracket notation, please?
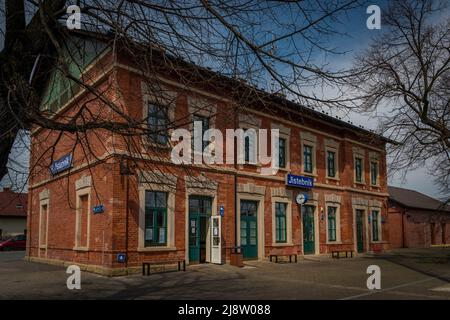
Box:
[38, 28, 396, 146]
[0, 190, 27, 217]
[388, 186, 450, 212]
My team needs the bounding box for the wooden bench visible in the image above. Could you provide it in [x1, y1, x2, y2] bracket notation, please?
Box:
[142, 259, 186, 275]
[331, 250, 354, 259]
[269, 254, 298, 263]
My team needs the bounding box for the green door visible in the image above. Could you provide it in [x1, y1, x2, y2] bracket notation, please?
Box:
[189, 214, 200, 263]
[240, 200, 258, 259]
[356, 210, 364, 253]
[302, 205, 315, 254]
[189, 196, 212, 264]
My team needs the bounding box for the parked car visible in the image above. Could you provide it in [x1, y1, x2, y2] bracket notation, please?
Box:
[0, 234, 26, 251]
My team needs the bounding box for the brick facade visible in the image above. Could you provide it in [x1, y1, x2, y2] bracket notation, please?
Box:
[388, 203, 450, 248]
[27, 41, 392, 275]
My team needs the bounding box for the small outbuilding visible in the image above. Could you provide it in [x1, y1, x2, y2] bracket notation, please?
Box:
[388, 186, 450, 248]
[0, 187, 28, 239]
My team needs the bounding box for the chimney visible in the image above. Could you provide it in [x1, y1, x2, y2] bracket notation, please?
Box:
[2, 186, 11, 192]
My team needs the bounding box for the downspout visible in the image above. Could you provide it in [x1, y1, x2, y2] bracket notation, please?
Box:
[125, 167, 129, 270]
[234, 104, 238, 251]
[27, 185, 33, 258]
[402, 208, 406, 248]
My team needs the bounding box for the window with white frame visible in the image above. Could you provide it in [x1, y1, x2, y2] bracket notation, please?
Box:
[144, 191, 168, 246]
[242, 128, 257, 164]
[327, 151, 336, 178]
[370, 161, 378, 186]
[278, 137, 287, 169]
[300, 131, 317, 175]
[325, 139, 339, 179]
[275, 202, 287, 243]
[147, 103, 169, 145]
[353, 147, 366, 184]
[371, 210, 380, 241]
[303, 145, 313, 174]
[271, 123, 291, 170]
[327, 206, 337, 242]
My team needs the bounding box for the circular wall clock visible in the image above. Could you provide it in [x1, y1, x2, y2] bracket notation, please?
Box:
[296, 193, 308, 205]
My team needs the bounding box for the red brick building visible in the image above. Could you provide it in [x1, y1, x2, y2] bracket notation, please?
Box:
[388, 186, 450, 248]
[0, 187, 27, 239]
[27, 33, 393, 275]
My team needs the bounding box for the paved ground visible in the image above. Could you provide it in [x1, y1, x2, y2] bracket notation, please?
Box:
[0, 248, 449, 300]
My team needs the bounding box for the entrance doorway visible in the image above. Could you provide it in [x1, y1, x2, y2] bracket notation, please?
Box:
[302, 205, 315, 254]
[356, 209, 364, 253]
[240, 200, 258, 260]
[189, 196, 212, 264]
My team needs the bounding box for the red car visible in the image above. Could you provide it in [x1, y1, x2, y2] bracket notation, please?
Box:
[0, 234, 26, 251]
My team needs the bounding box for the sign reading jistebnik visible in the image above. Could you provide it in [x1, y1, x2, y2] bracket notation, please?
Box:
[286, 174, 314, 189]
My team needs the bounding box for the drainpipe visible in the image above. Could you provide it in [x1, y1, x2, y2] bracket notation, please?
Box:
[401, 208, 406, 248]
[125, 169, 129, 270]
[234, 104, 238, 250]
[234, 173, 238, 248]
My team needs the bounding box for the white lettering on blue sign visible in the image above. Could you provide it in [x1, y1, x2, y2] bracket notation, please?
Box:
[50, 154, 73, 175]
[286, 174, 314, 188]
[93, 205, 104, 214]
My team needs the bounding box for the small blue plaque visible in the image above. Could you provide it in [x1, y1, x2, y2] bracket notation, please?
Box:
[93, 205, 104, 214]
[117, 253, 126, 263]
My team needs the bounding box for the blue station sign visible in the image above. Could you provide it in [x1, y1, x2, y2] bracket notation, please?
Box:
[49, 154, 73, 175]
[286, 174, 314, 189]
[93, 205, 105, 214]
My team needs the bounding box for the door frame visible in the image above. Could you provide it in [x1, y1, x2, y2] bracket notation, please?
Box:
[240, 199, 259, 260]
[300, 204, 319, 255]
[355, 209, 365, 253]
[353, 206, 370, 254]
[210, 215, 222, 264]
[237, 194, 265, 260]
[185, 194, 217, 265]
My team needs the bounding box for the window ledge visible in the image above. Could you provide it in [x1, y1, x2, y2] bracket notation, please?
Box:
[238, 162, 262, 169]
[137, 246, 177, 252]
[326, 176, 340, 181]
[39, 245, 47, 249]
[326, 241, 342, 245]
[354, 181, 366, 185]
[271, 242, 293, 247]
[143, 142, 171, 150]
[301, 172, 317, 177]
[73, 246, 89, 252]
[244, 162, 262, 167]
